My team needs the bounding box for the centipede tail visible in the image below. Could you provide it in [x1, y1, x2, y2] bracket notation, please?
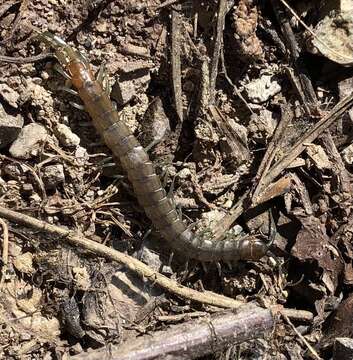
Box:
[40, 32, 269, 263]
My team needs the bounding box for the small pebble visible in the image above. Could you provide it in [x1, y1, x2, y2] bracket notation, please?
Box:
[245, 74, 281, 103]
[9, 123, 48, 159]
[54, 123, 80, 147]
[0, 104, 24, 149]
[42, 164, 65, 189]
[0, 83, 20, 108]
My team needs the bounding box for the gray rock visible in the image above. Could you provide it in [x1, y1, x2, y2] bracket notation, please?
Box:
[342, 143, 353, 165]
[42, 164, 65, 189]
[140, 97, 170, 147]
[334, 337, 353, 360]
[338, 78, 353, 122]
[75, 146, 89, 166]
[111, 69, 151, 106]
[248, 109, 277, 143]
[245, 75, 281, 103]
[0, 104, 23, 149]
[0, 83, 20, 108]
[9, 123, 48, 159]
[312, 11, 353, 66]
[54, 123, 80, 147]
[112, 79, 136, 105]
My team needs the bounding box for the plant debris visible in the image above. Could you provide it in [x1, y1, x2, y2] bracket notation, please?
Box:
[0, 0, 353, 358]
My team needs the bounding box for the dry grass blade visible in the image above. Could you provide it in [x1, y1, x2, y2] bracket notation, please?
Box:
[0, 218, 9, 288]
[262, 93, 353, 191]
[251, 105, 293, 205]
[282, 314, 322, 360]
[171, 4, 183, 121]
[209, 0, 227, 105]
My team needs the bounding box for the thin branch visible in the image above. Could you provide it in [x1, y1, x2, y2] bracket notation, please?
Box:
[261, 93, 353, 194]
[250, 105, 293, 205]
[282, 314, 322, 360]
[0, 218, 9, 289]
[0, 205, 244, 309]
[0, 52, 54, 64]
[0, 219, 9, 266]
[71, 307, 274, 360]
[171, 4, 183, 121]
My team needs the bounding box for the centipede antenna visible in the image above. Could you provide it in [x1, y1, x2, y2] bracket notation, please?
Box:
[201, 262, 208, 273]
[226, 261, 233, 271]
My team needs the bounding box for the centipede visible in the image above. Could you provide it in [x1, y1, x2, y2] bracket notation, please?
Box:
[39, 32, 269, 263]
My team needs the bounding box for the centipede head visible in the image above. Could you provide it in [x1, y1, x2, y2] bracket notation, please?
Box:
[38, 31, 89, 71]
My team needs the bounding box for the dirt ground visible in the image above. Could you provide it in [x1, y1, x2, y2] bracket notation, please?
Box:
[0, 0, 353, 359]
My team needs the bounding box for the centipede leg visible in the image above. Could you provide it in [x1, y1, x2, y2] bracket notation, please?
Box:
[226, 261, 233, 271]
[216, 261, 222, 277]
[144, 139, 159, 153]
[176, 204, 183, 219]
[96, 61, 111, 95]
[53, 63, 71, 80]
[59, 86, 78, 96]
[267, 209, 276, 249]
[136, 228, 153, 260]
[167, 174, 177, 200]
[168, 252, 174, 267]
[160, 167, 169, 188]
[69, 101, 85, 111]
[142, 228, 152, 243]
[180, 260, 190, 282]
[98, 156, 114, 165]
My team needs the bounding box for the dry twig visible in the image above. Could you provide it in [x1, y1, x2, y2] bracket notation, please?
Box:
[171, 4, 183, 122]
[0, 205, 244, 309]
[250, 105, 293, 205]
[0, 53, 54, 64]
[282, 314, 322, 360]
[209, 0, 227, 105]
[0, 218, 9, 288]
[0, 218, 9, 267]
[72, 307, 274, 360]
[261, 93, 353, 194]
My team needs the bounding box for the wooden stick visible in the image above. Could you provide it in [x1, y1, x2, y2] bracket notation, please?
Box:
[0, 205, 243, 309]
[71, 306, 274, 360]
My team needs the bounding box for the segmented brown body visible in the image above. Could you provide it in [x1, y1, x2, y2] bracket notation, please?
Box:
[63, 52, 268, 262]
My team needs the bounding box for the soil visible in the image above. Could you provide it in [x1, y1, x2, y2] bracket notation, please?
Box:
[0, 0, 353, 359]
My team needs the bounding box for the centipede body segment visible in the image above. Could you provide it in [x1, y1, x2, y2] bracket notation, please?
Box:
[40, 32, 269, 263]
